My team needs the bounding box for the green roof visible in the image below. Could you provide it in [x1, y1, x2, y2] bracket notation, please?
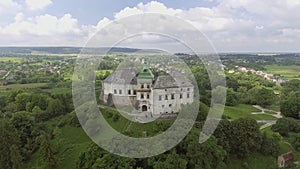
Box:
[138, 68, 154, 79]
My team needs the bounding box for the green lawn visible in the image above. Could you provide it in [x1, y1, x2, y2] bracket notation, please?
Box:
[0, 83, 48, 90]
[224, 104, 277, 120]
[265, 65, 300, 80]
[265, 110, 277, 115]
[265, 105, 281, 112]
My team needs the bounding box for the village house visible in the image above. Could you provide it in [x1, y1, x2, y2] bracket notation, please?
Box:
[101, 67, 194, 116]
[0, 69, 8, 74]
[278, 152, 294, 168]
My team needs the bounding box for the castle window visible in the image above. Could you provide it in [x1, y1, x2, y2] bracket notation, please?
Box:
[180, 93, 182, 99]
[141, 94, 144, 99]
[187, 93, 190, 98]
[169, 104, 172, 107]
[114, 89, 117, 94]
[165, 95, 168, 100]
[187, 88, 190, 91]
[159, 95, 162, 101]
[141, 84, 144, 88]
[119, 90, 122, 94]
[171, 94, 174, 100]
[147, 94, 149, 99]
[134, 90, 136, 95]
[147, 84, 150, 88]
[128, 90, 131, 95]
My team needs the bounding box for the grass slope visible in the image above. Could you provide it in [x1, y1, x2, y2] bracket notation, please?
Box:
[224, 104, 277, 120]
[25, 114, 92, 169]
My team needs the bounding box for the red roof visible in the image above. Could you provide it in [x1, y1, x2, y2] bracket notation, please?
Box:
[281, 152, 294, 161]
[0, 70, 8, 74]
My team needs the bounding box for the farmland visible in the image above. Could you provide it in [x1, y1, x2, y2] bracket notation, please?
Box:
[265, 65, 300, 80]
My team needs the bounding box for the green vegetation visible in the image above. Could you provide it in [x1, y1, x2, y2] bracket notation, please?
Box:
[224, 104, 277, 120]
[265, 65, 300, 80]
[0, 57, 22, 63]
[1, 51, 300, 169]
[226, 153, 277, 169]
[0, 83, 48, 90]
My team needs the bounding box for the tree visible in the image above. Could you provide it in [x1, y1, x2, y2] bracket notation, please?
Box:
[248, 86, 275, 107]
[151, 151, 187, 169]
[231, 118, 262, 158]
[15, 92, 31, 111]
[46, 99, 65, 118]
[288, 133, 300, 151]
[280, 92, 300, 119]
[10, 111, 37, 160]
[39, 135, 58, 169]
[92, 154, 136, 169]
[197, 102, 209, 121]
[271, 117, 300, 136]
[226, 88, 239, 106]
[260, 132, 280, 156]
[181, 129, 227, 169]
[10, 145, 23, 169]
[0, 119, 21, 169]
[76, 143, 106, 169]
[214, 118, 262, 158]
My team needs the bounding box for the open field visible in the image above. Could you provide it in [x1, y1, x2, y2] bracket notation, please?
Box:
[0, 57, 22, 63]
[265, 65, 300, 80]
[0, 83, 48, 90]
[224, 104, 278, 120]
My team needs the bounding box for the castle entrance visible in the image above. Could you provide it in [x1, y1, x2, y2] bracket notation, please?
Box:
[142, 105, 147, 111]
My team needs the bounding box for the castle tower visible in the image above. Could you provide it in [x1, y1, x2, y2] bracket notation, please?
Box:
[136, 68, 154, 114]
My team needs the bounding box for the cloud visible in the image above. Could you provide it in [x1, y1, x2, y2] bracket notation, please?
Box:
[0, 13, 89, 46]
[0, 0, 300, 52]
[25, 0, 52, 10]
[0, 0, 21, 23]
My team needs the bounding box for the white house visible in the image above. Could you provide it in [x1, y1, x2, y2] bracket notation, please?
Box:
[101, 68, 194, 116]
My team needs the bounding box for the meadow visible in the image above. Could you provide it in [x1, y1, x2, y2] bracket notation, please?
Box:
[265, 65, 300, 80]
[0, 57, 22, 63]
[0, 83, 48, 90]
[224, 104, 278, 120]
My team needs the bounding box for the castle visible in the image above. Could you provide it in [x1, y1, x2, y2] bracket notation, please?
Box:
[101, 68, 194, 116]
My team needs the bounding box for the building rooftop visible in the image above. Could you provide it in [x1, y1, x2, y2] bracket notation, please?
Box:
[153, 75, 193, 89]
[137, 68, 154, 79]
[103, 68, 137, 85]
[280, 152, 294, 161]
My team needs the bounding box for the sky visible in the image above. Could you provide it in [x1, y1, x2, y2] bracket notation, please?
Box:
[0, 0, 300, 52]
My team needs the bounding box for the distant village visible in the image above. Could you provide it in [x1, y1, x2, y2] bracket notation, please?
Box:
[0, 59, 71, 86]
[230, 65, 289, 85]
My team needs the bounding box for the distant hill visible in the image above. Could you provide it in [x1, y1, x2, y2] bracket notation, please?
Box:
[0, 47, 165, 55]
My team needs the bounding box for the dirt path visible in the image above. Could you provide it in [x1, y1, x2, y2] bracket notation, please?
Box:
[252, 105, 282, 118]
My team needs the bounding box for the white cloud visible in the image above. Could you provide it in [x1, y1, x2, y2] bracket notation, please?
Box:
[25, 0, 52, 10]
[0, 13, 88, 46]
[0, 0, 21, 24]
[0, 0, 20, 12]
[114, 1, 182, 20]
[1, 0, 300, 52]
